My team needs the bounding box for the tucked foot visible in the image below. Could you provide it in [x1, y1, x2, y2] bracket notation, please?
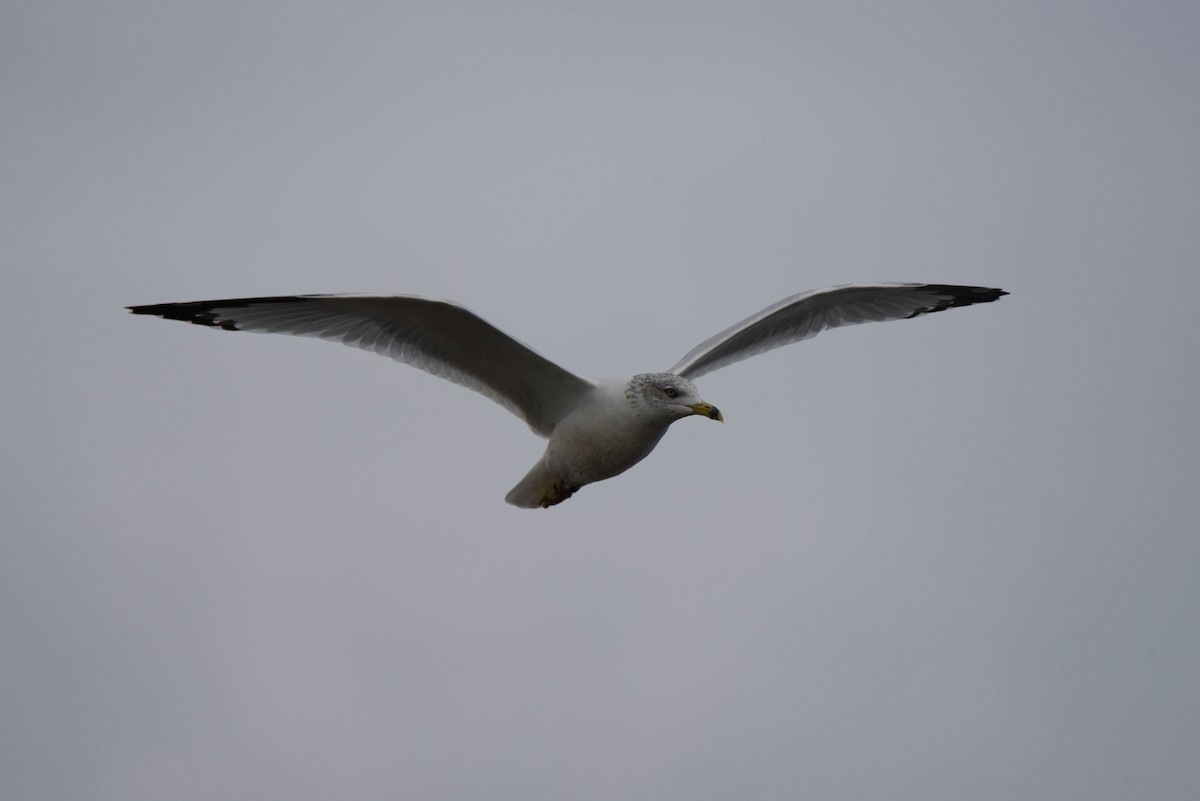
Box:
[539, 482, 582, 508]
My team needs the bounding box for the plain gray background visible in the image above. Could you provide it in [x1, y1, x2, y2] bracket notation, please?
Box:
[4, 2, 1198, 799]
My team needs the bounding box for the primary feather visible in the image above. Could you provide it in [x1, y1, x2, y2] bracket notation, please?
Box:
[669, 283, 1007, 379]
[127, 294, 594, 436]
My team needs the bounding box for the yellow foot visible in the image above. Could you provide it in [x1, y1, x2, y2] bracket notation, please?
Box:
[539, 482, 582, 508]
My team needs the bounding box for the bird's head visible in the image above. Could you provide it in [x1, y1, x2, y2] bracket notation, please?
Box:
[626, 373, 723, 424]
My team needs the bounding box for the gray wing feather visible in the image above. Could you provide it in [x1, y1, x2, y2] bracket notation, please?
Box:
[669, 283, 1007, 380]
[128, 294, 594, 436]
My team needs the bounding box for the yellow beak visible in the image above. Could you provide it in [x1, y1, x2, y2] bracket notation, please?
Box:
[689, 402, 723, 422]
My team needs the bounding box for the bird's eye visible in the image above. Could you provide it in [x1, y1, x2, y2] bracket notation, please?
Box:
[664, 387, 678, 398]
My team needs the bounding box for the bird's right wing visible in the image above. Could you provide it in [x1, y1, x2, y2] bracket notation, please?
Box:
[128, 294, 594, 436]
[669, 283, 1007, 380]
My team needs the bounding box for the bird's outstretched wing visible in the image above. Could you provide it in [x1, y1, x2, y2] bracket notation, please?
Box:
[128, 295, 594, 436]
[669, 283, 1007, 380]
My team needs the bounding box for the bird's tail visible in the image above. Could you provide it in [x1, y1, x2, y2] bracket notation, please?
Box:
[505, 459, 581, 508]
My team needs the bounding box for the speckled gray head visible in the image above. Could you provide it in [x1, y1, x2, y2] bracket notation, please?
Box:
[626, 372, 723, 422]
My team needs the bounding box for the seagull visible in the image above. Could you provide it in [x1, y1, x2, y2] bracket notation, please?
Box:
[129, 283, 1006, 507]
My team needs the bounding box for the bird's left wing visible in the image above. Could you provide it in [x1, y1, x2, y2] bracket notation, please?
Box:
[669, 283, 1007, 380]
[128, 294, 594, 436]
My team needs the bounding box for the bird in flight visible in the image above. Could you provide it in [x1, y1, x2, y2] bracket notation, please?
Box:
[129, 283, 1005, 508]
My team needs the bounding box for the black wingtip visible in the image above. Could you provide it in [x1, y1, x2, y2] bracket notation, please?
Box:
[905, 285, 1008, 319]
[127, 296, 315, 329]
[128, 301, 239, 328]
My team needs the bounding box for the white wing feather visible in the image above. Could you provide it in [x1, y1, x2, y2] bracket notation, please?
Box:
[669, 283, 1007, 380]
[129, 294, 594, 437]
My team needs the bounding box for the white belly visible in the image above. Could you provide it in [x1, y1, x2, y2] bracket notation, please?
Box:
[544, 399, 669, 485]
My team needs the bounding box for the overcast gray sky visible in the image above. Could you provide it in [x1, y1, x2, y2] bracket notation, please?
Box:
[3, 2, 1199, 799]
